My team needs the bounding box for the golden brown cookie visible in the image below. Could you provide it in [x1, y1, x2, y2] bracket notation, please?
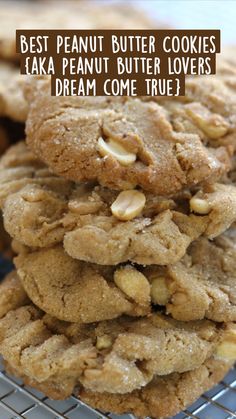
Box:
[0, 270, 29, 317]
[4, 356, 230, 418]
[0, 272, 234, 398]
[25, 76, 234, 195]
[2, 143, 236, 266]
[79, 358, 231, 418]
[0, 303, 231, 395]
[62, 182, 236, 265]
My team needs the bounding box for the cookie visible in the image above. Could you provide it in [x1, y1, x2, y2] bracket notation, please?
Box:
[0, 122, 11, 258]
[24, 74, 234, 195]
[2, 144, 236, 266]
[79, 358, 231, 418]
[0, 304, 232, 396]
[0, 273, 234, 398]
[0, 2, 155, 61]
[14, 227, 236, 324]
[0, 62, 28, 122]
[144, 227, 236, 322]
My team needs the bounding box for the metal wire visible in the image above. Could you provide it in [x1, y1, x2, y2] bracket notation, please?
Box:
[0, 358, 235, 419]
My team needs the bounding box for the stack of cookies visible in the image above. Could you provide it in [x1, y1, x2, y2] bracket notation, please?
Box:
[0, 3, 236, 419]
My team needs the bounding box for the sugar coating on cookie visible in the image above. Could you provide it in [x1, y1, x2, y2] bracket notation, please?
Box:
[0, 2, 156, 61]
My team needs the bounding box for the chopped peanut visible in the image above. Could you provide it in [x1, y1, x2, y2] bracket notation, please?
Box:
[111, 190, 146, 221]
[190, 197, 211, 215]
[150, 277, 171, 305]
[98, 137, 136, 166]
[114, 265, 150, 305]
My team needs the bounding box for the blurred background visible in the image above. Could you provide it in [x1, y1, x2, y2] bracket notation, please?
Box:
[119, 0, 236, 45]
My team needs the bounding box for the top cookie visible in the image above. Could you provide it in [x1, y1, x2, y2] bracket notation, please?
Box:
[25, 75, 235, 195]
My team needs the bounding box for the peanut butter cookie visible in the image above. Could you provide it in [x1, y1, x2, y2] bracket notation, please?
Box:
[25, 75, 234, 194]
[0, 2, 155, 61]
[79, 358, 231, 418]
[14, 227, 236, 324]
[145, 227, 236, 322]
[2, 143, 236, 265]
[0, 62, 28, 122]
[0, 273, 233, 396]
[0, 123, 9, 155]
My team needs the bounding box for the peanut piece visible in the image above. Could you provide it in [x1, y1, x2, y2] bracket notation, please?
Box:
[171, 292, 188, 305]
[111, 190, 146, 221]
[150, 277, 171, 305]
[190, 197, 210, 215]
[96, 335, 112, 350]
[98, 137, 136, 166]
[186, 104, 229, 139]
[114, 265, 150, 305]
[215, 327, 236, 361]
